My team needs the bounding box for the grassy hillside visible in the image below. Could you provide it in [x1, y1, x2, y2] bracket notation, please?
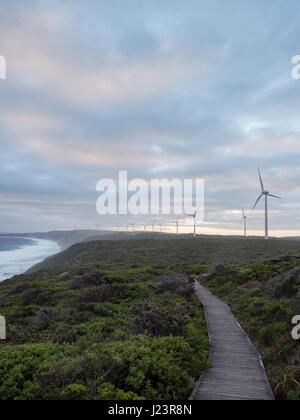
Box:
[28, 236, 300, 274]
[201, 256, 300, 400]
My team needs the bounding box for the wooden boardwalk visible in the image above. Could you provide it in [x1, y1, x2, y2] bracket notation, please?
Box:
[191, 282, 274, 400]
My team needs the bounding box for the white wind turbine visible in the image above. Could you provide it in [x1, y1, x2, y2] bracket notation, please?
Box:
[152, 220, 156, 232]
[173, 217, 183, 234]
[185, 210, 198, 238]
[241, 209, 248, 237]
[252, 169, 282, 240]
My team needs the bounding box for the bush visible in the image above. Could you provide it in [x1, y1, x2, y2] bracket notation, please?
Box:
[288, 386, 300, 400]
[132, 303, 190, 337]
[185, 265, 212, 276]
[97, 381, 144, 400]
[61, 384, 88, 400]
[155, 274, 193, 298]
[0, 343, 74, 400]
[70, 272, 107, 290]
[78, 285, 116, 303]
[100, 335, 204, 400]
[258, 322, 288, 346]
[218, 281, 234, 296]
[52, 324, 77, 344]
[37, 354, 103, 400]
[22, 288, 53, 306]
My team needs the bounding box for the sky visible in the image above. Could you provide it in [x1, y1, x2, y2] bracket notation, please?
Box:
[1, 0, 300, 236]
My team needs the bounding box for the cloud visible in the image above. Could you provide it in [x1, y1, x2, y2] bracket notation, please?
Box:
[0, 0, 300, 234]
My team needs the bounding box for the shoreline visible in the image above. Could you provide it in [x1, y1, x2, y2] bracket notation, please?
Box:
[0, 237, 61, 282]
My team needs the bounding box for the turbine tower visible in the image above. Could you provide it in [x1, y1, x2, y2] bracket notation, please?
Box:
[152, 220, 156, 232]
[185, 211, 197, 238]
[241, 209, 248, 237]
[173, 217, 182, 234]
[252, 169, 281, 240]
[129, 223, 135, 233]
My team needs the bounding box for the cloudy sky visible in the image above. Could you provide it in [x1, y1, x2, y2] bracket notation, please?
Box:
[0, 0, 300, 236]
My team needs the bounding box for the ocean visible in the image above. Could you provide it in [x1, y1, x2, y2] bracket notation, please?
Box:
[0, 236, 61, 282]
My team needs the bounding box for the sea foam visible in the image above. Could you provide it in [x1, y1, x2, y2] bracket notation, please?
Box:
[0, 238, 61, 282]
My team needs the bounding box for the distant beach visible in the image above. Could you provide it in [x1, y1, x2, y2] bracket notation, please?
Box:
[0, 237, 61, 282]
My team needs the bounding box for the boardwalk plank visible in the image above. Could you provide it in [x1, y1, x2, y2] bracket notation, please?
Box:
[191, 282, 274, 401]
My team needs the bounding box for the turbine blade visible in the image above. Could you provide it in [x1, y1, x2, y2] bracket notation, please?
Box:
[241, 208, 245, 217]
[252, 194, 263, 210]
[268, 193, 282, 199]
[258, 169, 264, 191]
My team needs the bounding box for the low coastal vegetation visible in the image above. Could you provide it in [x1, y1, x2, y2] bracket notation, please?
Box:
[28, 236, 300, 274]
[201, 256, 300, 400]
[1, 236, 300, 400]
[0, 259, 209, 400]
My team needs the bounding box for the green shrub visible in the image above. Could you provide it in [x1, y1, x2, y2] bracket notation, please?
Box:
[61, 384, 88, 400]
[132, 303, 190, 337]
[248, 288, 262, 297]
[218, 281, 234, 296]
[97, 381, 144, 400]
[258, 322, 288, 346]
[288, 386, 300, 400]
[100, 335, 205, 399]
[0, 343, 73, 400]
[37, 354, 103, 400]
[185, 265, 212, 276]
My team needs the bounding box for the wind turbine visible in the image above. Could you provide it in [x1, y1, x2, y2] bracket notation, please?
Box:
[128, 223, 135, 233]
[185, 211, 198, 238]
[241, 209, 248, 237]
[142, 224, 148, 232]
[252, 169, 282, 240]
[152, 220, 156, 232]
[173, 217, 182, 234]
